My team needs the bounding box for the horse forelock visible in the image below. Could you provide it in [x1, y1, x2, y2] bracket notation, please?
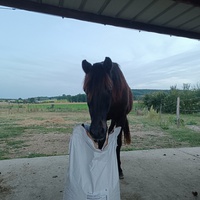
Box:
[83, 63, 131, 105]
[83, 70, 113, 102]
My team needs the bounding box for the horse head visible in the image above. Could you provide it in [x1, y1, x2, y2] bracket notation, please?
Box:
[82, 57, 113, 149]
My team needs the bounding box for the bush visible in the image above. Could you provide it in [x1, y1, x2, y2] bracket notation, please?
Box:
[143, 84, 200, 114]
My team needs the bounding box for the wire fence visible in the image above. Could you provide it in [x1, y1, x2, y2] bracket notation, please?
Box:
[134, 96, 200, 128]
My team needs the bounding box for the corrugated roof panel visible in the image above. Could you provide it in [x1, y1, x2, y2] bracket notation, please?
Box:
[141, 0, 174, 23]
[164, 7, 193, 27]
[151, 3, 193, 25]
[166, 6, 200, 28]
[102, 0, 131, 17]
[118, 0, 155, 20]
[83, 0, 106, 13]
[136, 0, 178, 23]
[63, 0, 82, 10]
[180, 15, 200, 30]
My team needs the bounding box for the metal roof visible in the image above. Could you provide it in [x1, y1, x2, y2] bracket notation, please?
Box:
[1, 0, 200, 40]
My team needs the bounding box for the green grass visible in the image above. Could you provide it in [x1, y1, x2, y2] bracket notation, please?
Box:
[26, 125, 73, 134]
[128, 109, 200, 149]
[23, 103, 88, 112]
[0, 126, 27, 139]
[0, 102, 200, 160]
[168, 127, 200, 146]
[0, 102, 89, 113]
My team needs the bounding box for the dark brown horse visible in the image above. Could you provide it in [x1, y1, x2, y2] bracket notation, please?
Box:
[82, 57, 133, 179]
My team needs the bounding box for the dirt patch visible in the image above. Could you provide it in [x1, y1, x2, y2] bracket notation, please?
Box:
[7, 133, 70, 159]
[6, 129, 168, 158]
[0, 110, 85, 159]
[0, 177, 11, 197]
[186, 125, 200, 132]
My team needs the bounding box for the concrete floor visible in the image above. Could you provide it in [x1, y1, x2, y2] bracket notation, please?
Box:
[0, 147, 199, 200]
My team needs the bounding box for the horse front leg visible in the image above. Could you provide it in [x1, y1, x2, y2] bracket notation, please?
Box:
[108, 119, 115, 133]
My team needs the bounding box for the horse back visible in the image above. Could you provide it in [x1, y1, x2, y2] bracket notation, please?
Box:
[107, 63, 132, 144]
[110, 63, 133, 114]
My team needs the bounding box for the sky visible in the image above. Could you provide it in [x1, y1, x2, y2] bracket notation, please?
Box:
[0, 6, 200, 99]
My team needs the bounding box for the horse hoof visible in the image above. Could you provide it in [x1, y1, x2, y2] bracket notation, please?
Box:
[119, 171, 124, 179]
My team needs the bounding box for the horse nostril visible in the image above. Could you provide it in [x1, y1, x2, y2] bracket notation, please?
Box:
[94, 139, 98, 143]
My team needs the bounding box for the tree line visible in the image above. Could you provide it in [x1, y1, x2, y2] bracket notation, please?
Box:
[55, 90, 163, 102]
[56, 94, 86, 102]
[9, 89, 154, 103]
[3, 85, 199, 114]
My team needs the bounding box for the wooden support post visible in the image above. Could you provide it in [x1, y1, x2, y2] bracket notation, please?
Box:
[176, 97, 180, 128]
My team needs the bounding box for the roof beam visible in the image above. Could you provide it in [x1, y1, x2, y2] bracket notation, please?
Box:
[0, 0, 200, 40]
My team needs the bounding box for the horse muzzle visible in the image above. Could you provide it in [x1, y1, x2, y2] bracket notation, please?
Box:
[90, 123, 108, 150]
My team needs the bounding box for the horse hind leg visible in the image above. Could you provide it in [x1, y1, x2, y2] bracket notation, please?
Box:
[116, 117, 131, 179]
[109, 119, 124, 179]
[116, 130, 123, 179]
[124, 117, 131, 144]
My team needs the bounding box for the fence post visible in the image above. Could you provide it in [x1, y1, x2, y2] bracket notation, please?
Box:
[159, 104, 162, 120]
[176, 97, 180, 128]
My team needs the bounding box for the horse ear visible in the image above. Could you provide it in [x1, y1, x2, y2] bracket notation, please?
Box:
[103, 57, 112, 72]
[82, 60, 92, 74]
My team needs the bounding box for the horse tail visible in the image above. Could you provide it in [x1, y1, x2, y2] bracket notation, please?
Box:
[123, 117, 131, 144]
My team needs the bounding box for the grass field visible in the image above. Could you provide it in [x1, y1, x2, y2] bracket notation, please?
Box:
[0, 102, 200, 160]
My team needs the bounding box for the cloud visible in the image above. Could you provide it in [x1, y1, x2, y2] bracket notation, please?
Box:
[123, 47, 200, 90]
